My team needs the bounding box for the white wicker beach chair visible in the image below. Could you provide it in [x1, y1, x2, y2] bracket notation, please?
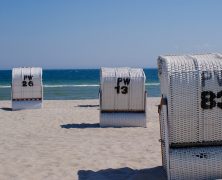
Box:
[158, 53, 222, 179]
[100, 67, 146, 127]
[12, 67, 43, 110]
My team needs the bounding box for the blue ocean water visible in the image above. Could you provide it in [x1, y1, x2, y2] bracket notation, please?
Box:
[0, 69, 160, 100]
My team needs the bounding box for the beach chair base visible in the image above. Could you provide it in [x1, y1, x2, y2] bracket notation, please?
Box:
[168, 146, 222, 180]
[12, 100, 43, 110]
[100, 112, 146, 127]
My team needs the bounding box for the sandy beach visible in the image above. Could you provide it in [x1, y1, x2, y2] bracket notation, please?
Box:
[0, 97, 166, 180]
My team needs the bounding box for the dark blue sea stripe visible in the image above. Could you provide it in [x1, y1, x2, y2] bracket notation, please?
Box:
[0, 69, 160, 100]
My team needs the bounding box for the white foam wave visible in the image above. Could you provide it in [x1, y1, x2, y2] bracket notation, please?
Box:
[0, 85, 11, 88]
[145, 83, 160, 86]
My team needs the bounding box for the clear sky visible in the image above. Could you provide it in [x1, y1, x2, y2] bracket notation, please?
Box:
[0, 0, 222, 69]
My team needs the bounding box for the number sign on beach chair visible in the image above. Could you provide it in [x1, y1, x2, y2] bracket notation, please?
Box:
[100, 67, 146, 127]
[12, 67, 43, 110]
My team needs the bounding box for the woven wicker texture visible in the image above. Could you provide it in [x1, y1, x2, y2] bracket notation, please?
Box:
[159, 97, 222, 180]
[169, 146, 222, 180]
[12, 67, 43, 100]
[100, 112, 146, 127]
[158, 53, 222, 145]
[159, 99, 170, 179]
[100, 67, 146, 112]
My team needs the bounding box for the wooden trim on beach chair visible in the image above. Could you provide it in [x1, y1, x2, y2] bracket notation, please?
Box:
[158, 96, 167, 115]
[12, 98, 42, 101]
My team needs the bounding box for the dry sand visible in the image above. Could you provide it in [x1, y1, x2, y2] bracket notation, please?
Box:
[0, 97, 166, 180]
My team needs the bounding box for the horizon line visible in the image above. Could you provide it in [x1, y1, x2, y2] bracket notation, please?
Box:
[0, 67, 158, 71]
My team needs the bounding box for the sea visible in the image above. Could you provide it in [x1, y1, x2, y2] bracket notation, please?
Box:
[0, 69, 160, 100]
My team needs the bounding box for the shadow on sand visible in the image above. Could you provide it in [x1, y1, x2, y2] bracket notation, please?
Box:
[78, 166, 166, 180]
[61, 123, 100, 129]
[60, 123, 124, 129]
[77, 105, 99, 108]
[0, 107, 12, 111]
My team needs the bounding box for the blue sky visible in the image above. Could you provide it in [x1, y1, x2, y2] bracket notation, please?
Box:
[0, 0, 222, 69]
